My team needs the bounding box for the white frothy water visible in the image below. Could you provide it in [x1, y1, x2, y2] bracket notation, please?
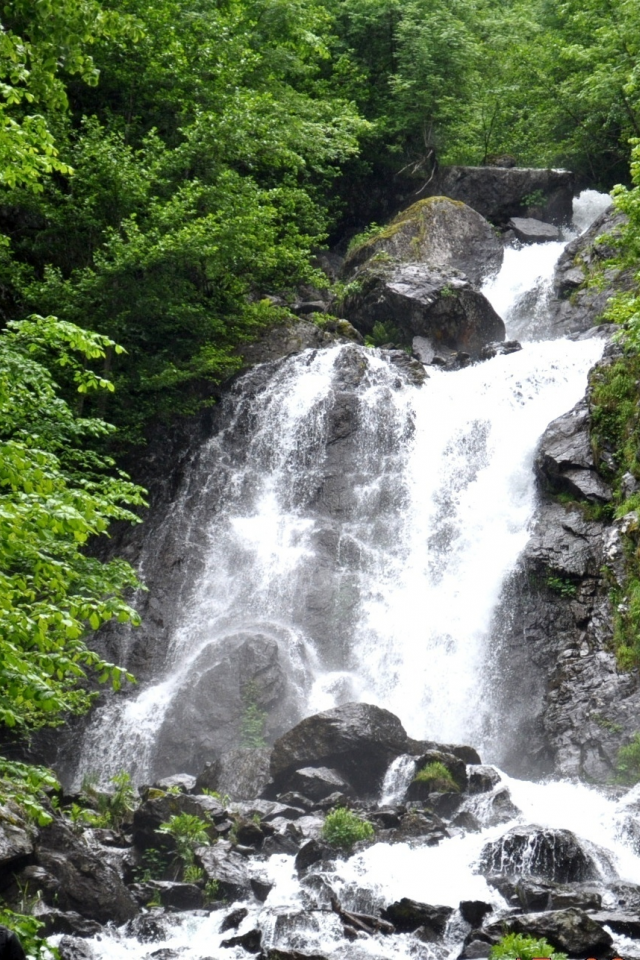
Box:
[61, 189, 639, 960]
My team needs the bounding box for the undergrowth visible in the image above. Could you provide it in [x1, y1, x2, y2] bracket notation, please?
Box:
[322, 807, 374, 849]
[413, 761, 459, 792]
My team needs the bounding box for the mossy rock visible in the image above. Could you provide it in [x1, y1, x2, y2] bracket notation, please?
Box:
[343, 196, 503, 287]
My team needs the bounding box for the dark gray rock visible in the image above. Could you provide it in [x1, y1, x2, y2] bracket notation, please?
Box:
[287, 767, 353, 802]
[536, 400, 612, 503]
[264, 951, 330, 960]
[295, 839, 330, 875]
[460, 940, 492, 959]
[467, 766, 501, 794]
[220, 906, 249, 932]
[146, 880, 204, 911]
[486, 907, 612, 956]
[153, 632, 295, 776]
[196, 842, 251, 900]
[508, 218, 561, 243]
[409, 749, 468, 793]
[0, 804, 34, 874]
[126, 912, 169, 942]
[133, 792, 224, 850]
[546, 207, 632, 337]
[478, 340, 522, 361]
[469, 787, 521, 827]
[240, 318, 363, 367]
[343, 197, 504, 286]
[36, 821, 136, 924]
[343, 265, 505, 359]
[58, 938, 96, 960]
[30, 904, 102, 938]
[269, 703, 409, 798]
[459, 901, 493, 925]
[153, 773, 196, 793]
[478, 826, 600, 883]
[588, 911, 640, 938]
[381, 898, 453, 935]
[514, 878, 601, 913]
[195, 748, 271, 801]
[251, 876, 273, 901]
[421, 166, 575, 225]
[221, 929, 262, 953]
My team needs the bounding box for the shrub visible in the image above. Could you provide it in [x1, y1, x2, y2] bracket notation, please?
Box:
[413, 761, 459, 792]
[616, 732, 640, 784]
[322, 807, 374, 849]
[156, 812, 211, 877]
[490, 932, 567, 960]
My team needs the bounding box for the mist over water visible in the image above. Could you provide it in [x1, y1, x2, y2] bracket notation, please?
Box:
[60, 190, 640, 960]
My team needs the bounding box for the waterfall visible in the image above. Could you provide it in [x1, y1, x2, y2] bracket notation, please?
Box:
[55, 190, 640, 960]
[76, 192, 608, 784]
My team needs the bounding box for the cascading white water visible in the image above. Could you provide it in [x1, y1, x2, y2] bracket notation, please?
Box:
[59, 190, 640, 960]
[76, 195, 609, 782]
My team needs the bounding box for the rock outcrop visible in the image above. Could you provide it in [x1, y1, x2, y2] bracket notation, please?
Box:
[343, 266, 505, 358]
[420, 165, 575, 225]
[267, 702, 409, 798]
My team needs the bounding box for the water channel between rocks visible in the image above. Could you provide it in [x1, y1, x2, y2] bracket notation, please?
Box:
[56, 190, 640, 960]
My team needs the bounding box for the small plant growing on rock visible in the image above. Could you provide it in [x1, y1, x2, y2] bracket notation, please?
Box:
[133, 847, 169, 882]
[0, 908, 56, 960]
[490, 932, 566, 960]
[157, 812, 211, 879]
[322, 807, 374, 849]
[240, 681, 268, 749]
[413, 761, 458, 792]
[204, 878, 220, 902]
[615, 731, 640, 784]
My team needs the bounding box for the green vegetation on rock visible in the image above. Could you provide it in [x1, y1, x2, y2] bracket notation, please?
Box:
[322, 807, 375, 849]
[490, 932, 567, 960]
[413, 760, 459, 792]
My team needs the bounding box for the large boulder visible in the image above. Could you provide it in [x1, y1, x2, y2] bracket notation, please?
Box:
[195, 841, 251, 900]
[343, 265, 505, 359]
[508, 217, 561, 243]
[535, 400, 612, 504]
[421, 166, 575, 225]
[152, 632, 299, 777]
[381, 898, 453, 936]
[485, 908, 612, 957]
[268, 703, 409, 797]
[132, 791, 225, 850]
[344, 197, 503, 286]
[195, 747, 271, 800]
[478, 826, 600, 883]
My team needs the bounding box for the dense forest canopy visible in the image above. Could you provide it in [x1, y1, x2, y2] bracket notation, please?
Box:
[1, 0, 640, 898]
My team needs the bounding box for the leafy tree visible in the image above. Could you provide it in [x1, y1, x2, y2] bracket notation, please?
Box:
[0, 313, 145, 730]
[0, 0, 141, 189]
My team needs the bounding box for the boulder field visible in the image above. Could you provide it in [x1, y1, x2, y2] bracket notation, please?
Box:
[2, 704, 636, 958]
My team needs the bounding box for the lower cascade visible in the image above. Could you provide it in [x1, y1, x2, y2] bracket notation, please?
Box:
[50, 190, 640, 960]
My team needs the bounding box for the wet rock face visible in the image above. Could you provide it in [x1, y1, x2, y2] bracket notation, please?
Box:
[343, 265, 505, 358]
[194, 747, 271, 800]
[535, 399, 612, 503]
[36, 822, 137, 924]
[508, 217, 561, 243]
[268, 703, 409, 798]
[0, 805, 34, 878]
[152, 632, 296, 778]
[488, 358, 640, 781]
[479, 826, 600, 883]
[546, 206, 633, 337]
[343, 197, 504, 286]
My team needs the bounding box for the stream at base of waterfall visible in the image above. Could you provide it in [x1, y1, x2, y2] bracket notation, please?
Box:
[56, 190, 640, 960]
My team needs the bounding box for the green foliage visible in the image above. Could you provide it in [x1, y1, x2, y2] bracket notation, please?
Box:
[546, 575, 577, 599]
[0, 760, 58, 825]
[365, 320, 404, 348]
[521, 189, 547, 208]
[81, 770, 137, 830]
[0, 315, 145, 731]
[347, 223, 384, 253]
[490, 932, 567, 960]
[204, 878, 220, 902]
[615, 732, 640, 784]
[0, 907, 58, 960]
[133, 846, 169, 882]
[156, 812, 211, 876]
[240, 681, 267, 749]
[413, 761, 459, 792]
[183, 864, 204, 884]
[322, 807, 374, 849]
